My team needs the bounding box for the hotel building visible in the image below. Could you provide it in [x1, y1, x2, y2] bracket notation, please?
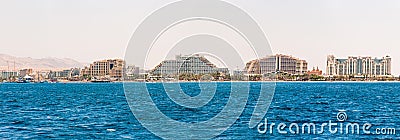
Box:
[0, 71, 19, 79]
[81, 59, 125, 79]
[49, 68, 81, 79]
[150, 54, 229, 76]
[19, 69, 33, 77]
[245, 54, 308, 75]
[307, 67, 323, 76]
[326, 55, 392, 77]
[126, 65, 140, 76]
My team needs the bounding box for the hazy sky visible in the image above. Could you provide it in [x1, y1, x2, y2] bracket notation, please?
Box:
[1, 0, 400, 74]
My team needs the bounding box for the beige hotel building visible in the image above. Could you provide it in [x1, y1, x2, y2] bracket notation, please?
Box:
[81, 59, 125, 79]
[245, 54, 308, 75]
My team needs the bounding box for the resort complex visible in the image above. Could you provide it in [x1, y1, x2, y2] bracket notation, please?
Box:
[80, 59, 125, 80]
[245, 54, 308, 75]
[326, 55, 392, 77]
[149, 54, 229, 81]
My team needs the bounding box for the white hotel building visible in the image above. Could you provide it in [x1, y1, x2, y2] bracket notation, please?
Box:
[150, 55, 229, 76]
[326, 55, 392, 77]
[245, 54, 308, 75]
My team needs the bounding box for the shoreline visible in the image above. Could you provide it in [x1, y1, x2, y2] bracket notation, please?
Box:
[3, 80, 400, 84]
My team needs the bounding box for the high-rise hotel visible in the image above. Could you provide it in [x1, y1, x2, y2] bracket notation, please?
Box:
[245, 54, 308, 75]
[80, 59, 125, 79]
[326, 55, 392, 77]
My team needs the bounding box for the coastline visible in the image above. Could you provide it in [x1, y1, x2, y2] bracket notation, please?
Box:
[3, 80, 400, 84]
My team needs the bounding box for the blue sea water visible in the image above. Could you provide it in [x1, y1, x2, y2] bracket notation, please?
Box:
[0, 82, 399, 139]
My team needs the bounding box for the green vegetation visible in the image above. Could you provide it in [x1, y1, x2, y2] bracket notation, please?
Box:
[172, 72, 231, 81]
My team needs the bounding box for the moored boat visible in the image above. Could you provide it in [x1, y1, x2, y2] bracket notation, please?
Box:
[90, 79, 111, 83]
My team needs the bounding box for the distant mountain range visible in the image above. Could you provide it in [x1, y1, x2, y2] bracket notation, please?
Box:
[0, 54, 87, 71]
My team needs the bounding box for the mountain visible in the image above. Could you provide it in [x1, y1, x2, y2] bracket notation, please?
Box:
[0, 54, 87, 71]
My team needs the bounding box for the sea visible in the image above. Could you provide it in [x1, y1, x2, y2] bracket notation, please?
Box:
[0, 82, 399, 139]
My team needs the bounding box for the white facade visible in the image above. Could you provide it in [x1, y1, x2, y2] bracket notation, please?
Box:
[326, 55, 391, 77]
[0, 71, 19, 79]
[150, 55, 229, 76]
[246, 54, 308, 75]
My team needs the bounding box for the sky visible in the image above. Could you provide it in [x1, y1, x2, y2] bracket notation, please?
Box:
[1, 0, 400, 74]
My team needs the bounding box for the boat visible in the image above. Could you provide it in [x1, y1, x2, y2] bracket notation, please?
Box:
[17, 75, 34, 83]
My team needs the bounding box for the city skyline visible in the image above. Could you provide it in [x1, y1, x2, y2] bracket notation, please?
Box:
[0, 53, 395, 74]
[0, 53, 396, 82]
[1, 0, 400, 74]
